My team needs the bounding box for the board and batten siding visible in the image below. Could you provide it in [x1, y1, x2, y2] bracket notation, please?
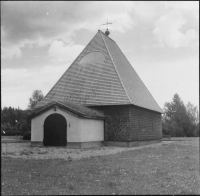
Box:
[31, 107, 104, 143]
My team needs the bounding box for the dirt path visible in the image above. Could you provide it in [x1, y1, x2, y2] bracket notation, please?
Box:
[1, 140, 185, 161]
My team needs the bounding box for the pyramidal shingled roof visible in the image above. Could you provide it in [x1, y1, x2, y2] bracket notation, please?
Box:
[36, 30, 163, 113]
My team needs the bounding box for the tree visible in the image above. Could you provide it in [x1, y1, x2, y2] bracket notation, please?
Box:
[162, 118, 184, 137]
[28, 90, 44, 110]
[163, 94, 199, 137]
[185, 102, 199, 137]
[194, 122, 199, 137]
[163, 94, 188, 136]
[1, 106, 32, 134]
[186, 102, 199, 125]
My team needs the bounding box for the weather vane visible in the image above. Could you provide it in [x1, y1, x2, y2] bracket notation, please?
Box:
[102, 19, 112, 36]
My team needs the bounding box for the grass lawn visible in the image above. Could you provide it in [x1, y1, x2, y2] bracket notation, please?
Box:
[2, 138, 200, 195]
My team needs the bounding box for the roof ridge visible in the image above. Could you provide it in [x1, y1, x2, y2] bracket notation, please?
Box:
[35, 30, 162, 113]
[99, 30, 116, 43]
[114, 43, 163, 112]
[99, 31, 132, 104]
[35, 31, 101, 108]
[54, 101, 86, 116]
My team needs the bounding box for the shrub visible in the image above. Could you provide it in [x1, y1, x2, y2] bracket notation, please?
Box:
[2, 131, 22, 136]
[23, 131, 31, 140]
[1, 123, 18, 132]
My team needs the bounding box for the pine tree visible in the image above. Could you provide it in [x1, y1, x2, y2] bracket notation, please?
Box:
[163, 94, 188, 136]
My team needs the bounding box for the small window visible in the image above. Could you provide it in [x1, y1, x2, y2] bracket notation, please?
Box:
[80, 51, 105, 65]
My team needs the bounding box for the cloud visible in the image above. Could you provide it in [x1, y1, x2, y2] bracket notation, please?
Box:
[2, 65, 68, 109]
[1, 44, 22, 59]
[1, 1, 135, 60]
[1, 1, 198, 60]
[132, 1, 199, 21]
[1, 27, 21, 59]
[101, 12, 134, 33]
[164, 1, 199, 16]
[2, 65, 67, 91]
[153, 11, 198, 48]
[128, 2, 198, 48]
[76, 1, 135, 32]
[137, 56, 199, 108]
[132, 2, 165, 21]
[48, 40, 84, 63]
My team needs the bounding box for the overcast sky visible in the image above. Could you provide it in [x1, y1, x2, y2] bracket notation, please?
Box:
[1, 1, 199, 110]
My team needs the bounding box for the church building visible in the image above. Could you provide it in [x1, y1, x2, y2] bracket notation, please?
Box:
[29, 29, 163, 148]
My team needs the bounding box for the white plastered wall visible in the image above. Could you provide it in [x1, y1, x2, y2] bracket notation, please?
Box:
[31, 107, 80, 142]
[31, 107, 104, 143]
[79, 118, 104, 142]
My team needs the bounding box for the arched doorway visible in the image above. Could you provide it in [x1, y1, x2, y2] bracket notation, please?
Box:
[43, 113, 67, 146]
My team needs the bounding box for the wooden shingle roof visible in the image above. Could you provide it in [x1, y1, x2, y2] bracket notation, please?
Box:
[36, 30, 163, 113]
[29, 100, 105, 119]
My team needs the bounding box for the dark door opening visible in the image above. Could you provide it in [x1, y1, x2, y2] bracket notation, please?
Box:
[43, 113, 67, 146]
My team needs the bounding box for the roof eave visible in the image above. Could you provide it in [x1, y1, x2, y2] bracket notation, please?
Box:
[29, 101, 106, 120]
[131, 104, 163, 114]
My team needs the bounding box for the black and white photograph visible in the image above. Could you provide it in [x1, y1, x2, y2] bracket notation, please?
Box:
[1, 1, 199, 195]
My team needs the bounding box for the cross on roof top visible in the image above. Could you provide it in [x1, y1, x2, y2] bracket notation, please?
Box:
[102, 19, 112, 30]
